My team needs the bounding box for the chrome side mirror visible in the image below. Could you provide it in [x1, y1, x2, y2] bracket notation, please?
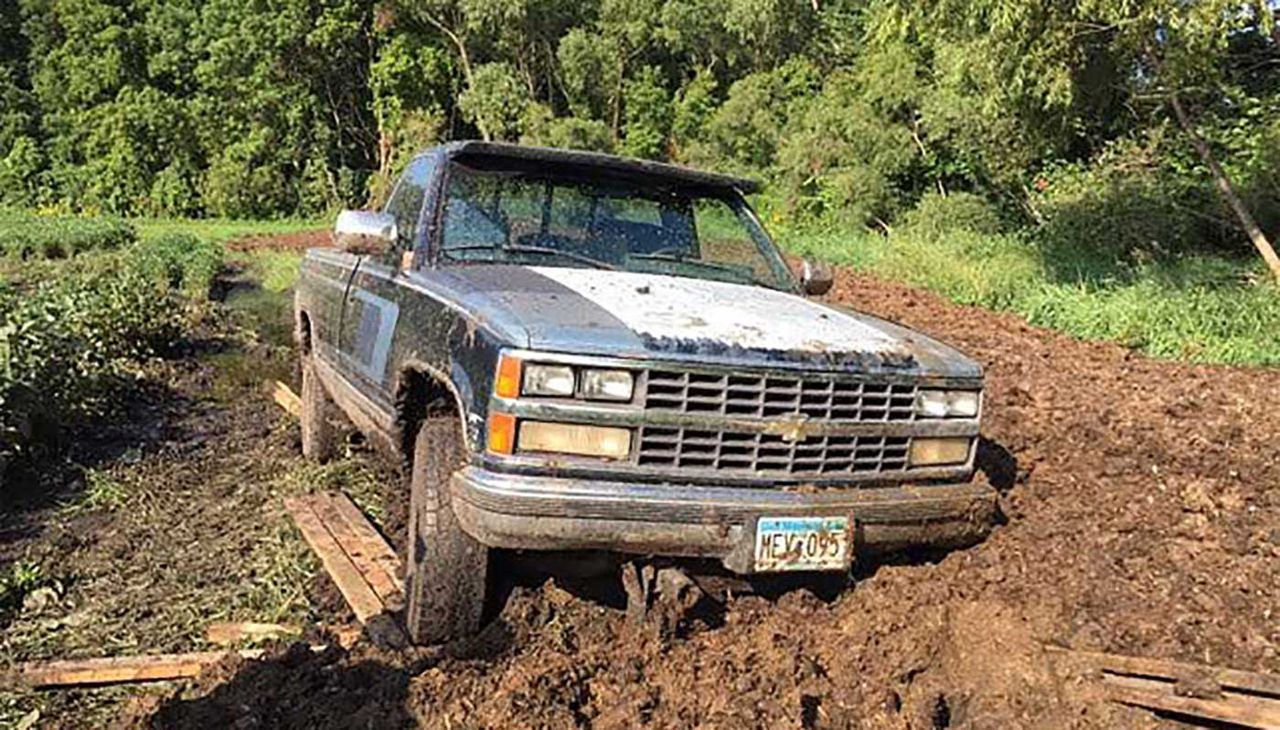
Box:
[333, 210, 397, 256]
[799, 259, 833, 296]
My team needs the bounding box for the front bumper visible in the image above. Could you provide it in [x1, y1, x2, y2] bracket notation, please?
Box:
[451, 466, 998, 573]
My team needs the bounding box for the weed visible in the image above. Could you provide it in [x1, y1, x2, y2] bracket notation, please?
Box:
[62, 470, 126, 514]
[0, 560, 55, 621]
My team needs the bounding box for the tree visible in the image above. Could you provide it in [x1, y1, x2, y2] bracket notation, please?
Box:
[1077, 0, 1280, 280]
[457, 62, 531, 141]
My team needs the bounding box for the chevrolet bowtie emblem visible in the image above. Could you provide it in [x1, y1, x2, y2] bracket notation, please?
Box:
[769, 415, 814, 443]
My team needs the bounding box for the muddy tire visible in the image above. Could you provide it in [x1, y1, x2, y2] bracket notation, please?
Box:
[299, 355, 334, 463]
[404, 416, 489, 644]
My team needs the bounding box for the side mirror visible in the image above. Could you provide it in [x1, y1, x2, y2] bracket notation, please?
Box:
[333, 210, 397, 256]
[799, 259, 833, 296]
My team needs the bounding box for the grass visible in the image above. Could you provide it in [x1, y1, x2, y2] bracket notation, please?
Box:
[238, 249, 304, 294]
[60, 470, 127, 515]
[134, 217, 323, 246]
[781, 223, 1280, 367]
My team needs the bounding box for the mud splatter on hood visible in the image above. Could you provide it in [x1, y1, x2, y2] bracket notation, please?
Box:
[415, 265, 980, 377]
[529, 267, 903, 355]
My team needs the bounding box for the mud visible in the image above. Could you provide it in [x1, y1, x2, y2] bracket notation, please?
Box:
[226, 230, 332, 253]
[12, 252, 1279, 729]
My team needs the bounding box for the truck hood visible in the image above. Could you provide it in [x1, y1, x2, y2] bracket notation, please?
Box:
[412, 265, 981, 379]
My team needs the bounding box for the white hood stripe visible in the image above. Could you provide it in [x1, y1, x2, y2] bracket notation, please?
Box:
[529, 267, 903, 355]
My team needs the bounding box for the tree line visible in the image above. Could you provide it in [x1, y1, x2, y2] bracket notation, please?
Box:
[1, 1, 1278, 271]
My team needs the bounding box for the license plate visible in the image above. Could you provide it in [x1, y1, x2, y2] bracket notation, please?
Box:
[754, 516, 851, 572]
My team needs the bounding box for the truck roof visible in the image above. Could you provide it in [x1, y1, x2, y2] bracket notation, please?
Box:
[438, 141, 760, 195]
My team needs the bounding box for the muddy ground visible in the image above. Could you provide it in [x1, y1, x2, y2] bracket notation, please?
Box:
[3, 238, 1278, 729]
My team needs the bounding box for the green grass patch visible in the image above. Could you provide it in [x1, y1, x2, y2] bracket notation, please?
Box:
[781, 219, 1280, 367]
[238, 249, 304, 293]
[134, 217, 323, 246]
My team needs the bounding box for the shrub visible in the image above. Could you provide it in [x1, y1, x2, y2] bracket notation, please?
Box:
[0, 213, 137, 259]
[899, 191, 1006, 239]
[0, 231, 223, 475]
[1032, 138, 1217, 282]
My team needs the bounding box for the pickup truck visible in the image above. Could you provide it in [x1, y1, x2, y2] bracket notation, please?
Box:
[294, 141, 996, 644]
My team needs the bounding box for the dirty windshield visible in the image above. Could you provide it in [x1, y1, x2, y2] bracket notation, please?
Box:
[439, 163, 792, 290]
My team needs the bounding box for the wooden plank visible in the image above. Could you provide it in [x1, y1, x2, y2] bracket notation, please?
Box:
[12, 650, 263, 688]
[1049, 647, 1280, 699]
[308, 494, 403, 611]
[318, 492, 404, 609]
[284, 496, 385, 623]
[271, 381, 301, 418]
[205, 622, 300, 646]
[1105, 674, 1280, 730]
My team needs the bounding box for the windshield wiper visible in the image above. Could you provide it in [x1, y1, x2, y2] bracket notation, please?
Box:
[444, 244, 616, 270]
[628, 252, 772, 287]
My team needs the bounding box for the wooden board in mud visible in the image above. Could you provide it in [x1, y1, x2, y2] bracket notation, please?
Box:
[283, 492, 404, 623]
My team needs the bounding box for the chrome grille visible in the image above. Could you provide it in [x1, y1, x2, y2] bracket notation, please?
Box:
[637, 426, 910, 476]
[644, 370, 918, 421]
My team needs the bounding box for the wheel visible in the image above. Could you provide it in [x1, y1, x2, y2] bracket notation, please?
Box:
[299, 354, 335, 462]
[404, 416, 489, 644]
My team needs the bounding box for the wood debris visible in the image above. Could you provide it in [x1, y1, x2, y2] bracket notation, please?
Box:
[271, 380, 301, 418]
[283, 491, 406, 647]
[1051, 647, 1280, 729]
[10, 650, 264, 689]
[204, 621, 300, 646]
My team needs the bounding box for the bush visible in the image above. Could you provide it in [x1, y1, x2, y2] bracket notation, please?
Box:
[0, 213, 137, 259]
[899, 191, 1007, 239]
[0, 231, 223, 473]
[1032, 139, 1216, 282]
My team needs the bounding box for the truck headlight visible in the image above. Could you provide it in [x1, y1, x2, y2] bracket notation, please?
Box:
[580, 369, 634, 401]
[908, 438, 972, 467]
[914, 390, 981, 418]
[522, 364, 575, 397]
[518, 421, 632, 459]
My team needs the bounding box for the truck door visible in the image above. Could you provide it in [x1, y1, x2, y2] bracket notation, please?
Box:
[335, 155, 437, 401]
[299, 241, 359, 366]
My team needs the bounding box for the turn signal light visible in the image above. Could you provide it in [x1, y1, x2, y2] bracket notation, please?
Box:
[495, 354, 522, 399]
[487, 412, 516, 454]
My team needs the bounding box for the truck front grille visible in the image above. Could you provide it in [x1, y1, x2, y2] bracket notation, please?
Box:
[636, 426, 910, 476]
[645, 369, 917, 422]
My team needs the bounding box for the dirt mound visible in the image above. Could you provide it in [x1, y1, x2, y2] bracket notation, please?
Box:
[226, 229, 330, 252]
[132, 268, 1280, 728]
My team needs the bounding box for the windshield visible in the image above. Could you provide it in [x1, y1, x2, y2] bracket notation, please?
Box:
[438, 163, 793, 290]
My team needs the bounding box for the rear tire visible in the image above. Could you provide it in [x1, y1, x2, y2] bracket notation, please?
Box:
[404, 416, 489, 644]
[300, 355, 335, 463]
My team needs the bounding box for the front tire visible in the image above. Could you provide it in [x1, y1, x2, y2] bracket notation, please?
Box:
[300, 354, 335, 463]
[404, 416, 489, 644]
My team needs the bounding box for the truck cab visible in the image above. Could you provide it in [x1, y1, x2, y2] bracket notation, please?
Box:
[294, 141, 997, 644]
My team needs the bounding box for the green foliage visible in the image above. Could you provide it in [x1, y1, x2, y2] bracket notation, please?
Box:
[0, 226, 224, 469]
[787, 193, 1280, 367]
[619, 66, 673, 159]
[0, 213, 137, 259]
[1, 0, 1276, 240]
[0, 561, 49, 621]
[458, 62, 530, 142]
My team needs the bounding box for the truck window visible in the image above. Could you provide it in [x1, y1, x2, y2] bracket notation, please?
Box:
[384, 156, 434, 251]
[439, 164, 791, 290]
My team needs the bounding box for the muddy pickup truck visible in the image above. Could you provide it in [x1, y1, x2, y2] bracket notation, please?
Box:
[294, 141, 996, 643]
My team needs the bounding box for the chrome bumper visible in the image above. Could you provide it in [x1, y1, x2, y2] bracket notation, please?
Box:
[451, 466, 997, 573]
